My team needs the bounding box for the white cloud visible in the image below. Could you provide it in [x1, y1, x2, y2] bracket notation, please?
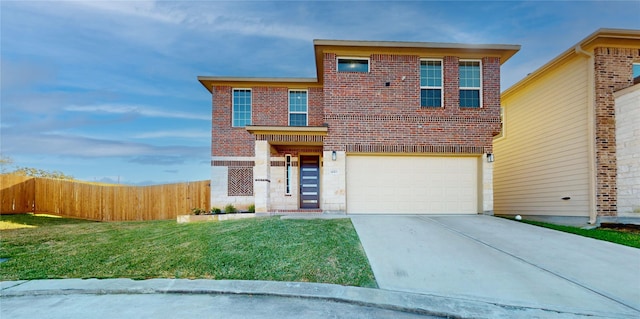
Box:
[2, 131, 208, 158]
[65, 104, 209, 121]
[133, 130, 210, 139]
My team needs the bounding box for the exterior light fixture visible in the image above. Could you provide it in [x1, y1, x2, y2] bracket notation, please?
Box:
[487, 153, 494, 163]
[332, 151, 337, 161]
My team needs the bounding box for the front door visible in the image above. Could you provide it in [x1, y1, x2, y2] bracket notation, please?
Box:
[299, 155, 320, 209]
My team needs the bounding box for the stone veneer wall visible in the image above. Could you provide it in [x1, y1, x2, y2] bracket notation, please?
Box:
[614, 84, 640, 215]
[593, 47, 640, 216]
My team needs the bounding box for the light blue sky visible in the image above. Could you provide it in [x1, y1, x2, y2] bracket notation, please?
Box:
[1, 0, 638, 185]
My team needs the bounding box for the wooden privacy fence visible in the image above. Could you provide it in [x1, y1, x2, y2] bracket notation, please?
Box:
[1, 174, 210, 221]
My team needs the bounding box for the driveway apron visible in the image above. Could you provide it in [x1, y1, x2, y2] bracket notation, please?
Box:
[351, 215, 640, 318]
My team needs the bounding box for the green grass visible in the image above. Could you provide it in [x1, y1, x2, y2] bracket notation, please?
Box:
[0, 214, 376, 287]
[520, 219, 640, 249]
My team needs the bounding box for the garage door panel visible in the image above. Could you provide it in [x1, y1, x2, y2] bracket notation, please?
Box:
[346, 156, 478, 214]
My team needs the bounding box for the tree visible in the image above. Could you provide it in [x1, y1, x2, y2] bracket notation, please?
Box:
[0, 155, 13, 173]
[1, 155, 74, 180]
[11, 167, 74, 180]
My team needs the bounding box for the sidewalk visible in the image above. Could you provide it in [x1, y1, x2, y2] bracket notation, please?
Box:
[0, 278, 633, 319]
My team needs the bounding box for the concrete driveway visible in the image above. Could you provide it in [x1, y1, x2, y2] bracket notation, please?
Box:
[351, 215, 640, 318]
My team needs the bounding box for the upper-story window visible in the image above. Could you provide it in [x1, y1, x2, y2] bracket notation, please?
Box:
[289, 90, 308, 126]
[459, 60, 482, 108]
[420, 59, 443, 107]
[232, 89, 252, 127]
[337, 57, 369, 73]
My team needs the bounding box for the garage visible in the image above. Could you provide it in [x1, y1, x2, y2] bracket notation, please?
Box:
[346, 155, 479, 214]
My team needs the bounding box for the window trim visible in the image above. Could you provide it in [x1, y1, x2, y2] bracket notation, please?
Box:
[459, 59, 483, 108]
[420, 58, 444, 108]
[232, 88, 252, 127]
[337, 57, 370, 73]
[288, 89, 308, 126]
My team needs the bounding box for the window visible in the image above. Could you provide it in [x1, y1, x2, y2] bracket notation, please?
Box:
[459, 60, 482, 108]
[289, 90, 308, 126]
[337, 58, 369, 73]
[633, 63, 640, 84]
[232, 89, 251, 127]
[285, 155, 292, 195]
[420, 59, 443, 107]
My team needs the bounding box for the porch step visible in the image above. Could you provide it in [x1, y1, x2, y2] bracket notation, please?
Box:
[269, 209, 323, 214]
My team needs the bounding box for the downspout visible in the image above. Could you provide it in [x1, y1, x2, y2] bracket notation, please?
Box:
[575, 45, 598, 225]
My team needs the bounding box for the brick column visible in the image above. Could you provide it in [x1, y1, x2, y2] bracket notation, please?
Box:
[253, 140, 271, 213]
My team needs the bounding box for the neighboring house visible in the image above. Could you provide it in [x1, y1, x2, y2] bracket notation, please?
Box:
[494, 28, 640, 225]
[199, 40, 520, 214]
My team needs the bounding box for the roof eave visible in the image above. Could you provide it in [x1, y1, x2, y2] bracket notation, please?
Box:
[502, 28, 640, 99]
[197, 76, 320, 92]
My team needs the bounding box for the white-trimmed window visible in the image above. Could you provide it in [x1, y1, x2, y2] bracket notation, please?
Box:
[289, 90, 308, 126]
[337, 57, 369, 73]
[285, 155, 292, 195]
[232, 89, 252, 127]
[459, 60, 482, 108]
[420, 59, 443, 107]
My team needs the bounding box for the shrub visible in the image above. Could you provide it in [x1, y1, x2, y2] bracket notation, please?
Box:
[224, 204, 237, 214]
[211, 207, 222, 214]
[191, 208, 205, 215]
[248, 204, 255, 213]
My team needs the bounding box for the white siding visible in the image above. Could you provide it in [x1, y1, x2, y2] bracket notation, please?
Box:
[494, 58, 591, 216]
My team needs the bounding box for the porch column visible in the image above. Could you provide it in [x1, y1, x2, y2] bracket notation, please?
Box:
[321, 150, 347, 213]
[482, 153, 494, 215]
[254, 140, 271, 213]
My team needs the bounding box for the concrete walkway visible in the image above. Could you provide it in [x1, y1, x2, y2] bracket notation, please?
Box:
[351, 215, 640, 318]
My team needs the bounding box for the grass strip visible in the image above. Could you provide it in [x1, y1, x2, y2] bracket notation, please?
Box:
[520, 219, 640, 249]
[0, 214, 376, 287]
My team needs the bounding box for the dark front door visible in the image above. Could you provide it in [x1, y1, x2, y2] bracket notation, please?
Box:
[300, 155, 320, 209]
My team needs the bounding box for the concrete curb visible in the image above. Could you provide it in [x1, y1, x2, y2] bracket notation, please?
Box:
[1, 279, 632, 319]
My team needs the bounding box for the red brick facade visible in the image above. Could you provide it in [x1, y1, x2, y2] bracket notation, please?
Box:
[323, 53, 501, 153]
[211, 53, 502, 158]
[211, 86, 324, 157]
[593, 47, 640, 216]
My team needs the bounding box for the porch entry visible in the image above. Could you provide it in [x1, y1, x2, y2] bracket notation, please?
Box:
[299, 155, 320, 209]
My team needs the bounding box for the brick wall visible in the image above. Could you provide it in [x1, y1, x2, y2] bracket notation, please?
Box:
[593, 47, 640, 216]
[211, 53, 502, 157]
[212, 86, 324, 157]
[212, 86, 254, 156]
[322, 53, 501, 153]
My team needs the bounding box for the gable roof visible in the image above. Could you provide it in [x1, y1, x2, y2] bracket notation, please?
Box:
[198, 39, 521, 92]
[502, 28, 640, 98]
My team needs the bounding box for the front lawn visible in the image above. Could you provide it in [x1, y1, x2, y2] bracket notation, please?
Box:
[520, 219, 640, 249]
[0, 214, 376, 287]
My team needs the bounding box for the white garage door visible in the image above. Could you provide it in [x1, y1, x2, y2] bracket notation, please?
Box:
[346, 155, 478, 214]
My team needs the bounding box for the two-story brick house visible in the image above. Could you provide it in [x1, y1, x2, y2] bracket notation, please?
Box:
[199, 40, 520, 214]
